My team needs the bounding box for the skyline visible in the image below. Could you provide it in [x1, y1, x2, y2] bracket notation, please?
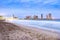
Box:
[0, 0, 60, 19]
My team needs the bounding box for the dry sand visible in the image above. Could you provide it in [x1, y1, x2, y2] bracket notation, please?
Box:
[0, 21, 60, 40]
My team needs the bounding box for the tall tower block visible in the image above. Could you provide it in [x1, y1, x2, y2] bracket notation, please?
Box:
[41, 14, 43, 20]
[48, 13, 52, 20]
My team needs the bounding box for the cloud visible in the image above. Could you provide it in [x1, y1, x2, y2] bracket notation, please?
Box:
[0, 0, 59, 4]
[43, 0, 58, 4]
[0, 0, 60, 6]
[20, 0, 60, 7]
[1, 0, 58, 4]
[0, 0, 60, 18]
[20, 0, 43, 3]
[19, 0, 59, 5]
[0, 0, 60, 9]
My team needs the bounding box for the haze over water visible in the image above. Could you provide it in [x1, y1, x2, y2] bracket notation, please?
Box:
[7, 20, 60, 33]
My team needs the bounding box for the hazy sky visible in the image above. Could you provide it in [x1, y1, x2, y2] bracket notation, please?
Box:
[0, 0, 60, 18]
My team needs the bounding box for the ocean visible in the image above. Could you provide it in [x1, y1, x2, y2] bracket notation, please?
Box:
[7, 20, 60, 33]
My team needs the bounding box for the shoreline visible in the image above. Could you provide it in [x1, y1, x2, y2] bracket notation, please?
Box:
[13, 22, 60, 35]
[1, 21, 60, 40]
[13, 23, 60, 38]
[6, 21, 60, 36]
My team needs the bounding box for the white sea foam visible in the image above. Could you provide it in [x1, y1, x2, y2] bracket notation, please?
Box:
[7, 20, 60, 33]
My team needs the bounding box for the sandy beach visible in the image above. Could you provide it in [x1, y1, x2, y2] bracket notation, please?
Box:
[0, 21, 60, 40]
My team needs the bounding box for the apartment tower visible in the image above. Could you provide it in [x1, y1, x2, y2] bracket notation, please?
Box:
[41, 14, 43, 20]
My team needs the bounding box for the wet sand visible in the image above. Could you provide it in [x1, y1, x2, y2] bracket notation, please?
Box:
[0, 21, 60, 40]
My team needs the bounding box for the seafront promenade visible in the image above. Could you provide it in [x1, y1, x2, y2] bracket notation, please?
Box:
[0, 20, 60, 40]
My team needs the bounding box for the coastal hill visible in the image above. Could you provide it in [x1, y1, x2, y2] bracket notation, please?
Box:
[0, 21, 60, 40]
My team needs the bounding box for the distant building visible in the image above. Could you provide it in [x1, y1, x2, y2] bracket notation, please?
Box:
[46, 13, 52, 20]
[12, 14, 18, 19]
[33, 15, 38, 20]
[12, 14, 15, 18]
[25, 16, 31, 20]
[48, 13, 52, 20]
[41, 14, 43, 20]
[46, 15, 49, 20]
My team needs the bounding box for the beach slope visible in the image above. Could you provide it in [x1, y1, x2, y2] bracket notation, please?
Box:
[0, 21, 60, 40]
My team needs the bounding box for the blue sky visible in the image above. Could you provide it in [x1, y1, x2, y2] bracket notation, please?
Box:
[0, 0, 60, 19]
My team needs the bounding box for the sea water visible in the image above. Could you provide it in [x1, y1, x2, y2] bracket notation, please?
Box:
[7, 20, 60, 33]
